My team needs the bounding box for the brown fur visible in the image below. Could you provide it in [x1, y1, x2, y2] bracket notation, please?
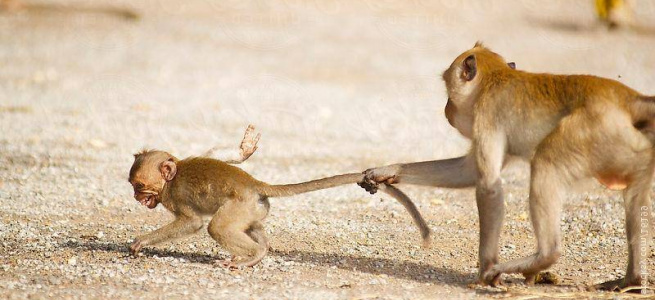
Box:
[128, 151, 431, 268]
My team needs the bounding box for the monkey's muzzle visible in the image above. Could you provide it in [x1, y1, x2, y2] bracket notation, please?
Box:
[134, 193, 158, 209]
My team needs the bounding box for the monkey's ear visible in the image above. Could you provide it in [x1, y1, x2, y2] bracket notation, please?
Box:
[160, 159, 177, 181]
[462, 55, 477, 81]
[507, 62, 516, 70]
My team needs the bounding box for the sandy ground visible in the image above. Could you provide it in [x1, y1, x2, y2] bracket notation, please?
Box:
[2, 0, 655, 299]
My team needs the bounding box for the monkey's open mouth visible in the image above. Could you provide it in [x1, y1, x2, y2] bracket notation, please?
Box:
[136, 194, 158, 209]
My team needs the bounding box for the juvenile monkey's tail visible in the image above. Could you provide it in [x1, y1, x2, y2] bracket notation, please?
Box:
[259, 173, 432, 247]
[259, 173, 364, 197]
[379, 183, 432, 248]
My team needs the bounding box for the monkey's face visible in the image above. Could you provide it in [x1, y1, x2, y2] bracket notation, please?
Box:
[128, 150, 178, 209]
[128, 168, 164, 209]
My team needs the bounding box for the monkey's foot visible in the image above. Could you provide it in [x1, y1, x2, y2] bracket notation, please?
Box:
[591, 278, 644, 293]
[129, 240, 143, 256]
[530, 271, 560, 285]
[480, 271, 503, 287]
[214, 258, 240, 270]
[214, 255, 251, 270]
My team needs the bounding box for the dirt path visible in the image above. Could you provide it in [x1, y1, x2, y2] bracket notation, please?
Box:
[2, 1, 655, 299]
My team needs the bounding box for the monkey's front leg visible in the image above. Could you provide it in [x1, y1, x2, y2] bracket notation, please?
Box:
[130, 216, 204, 255]
[203, 124, 261, 164]
[473, 132, 507, 286]
[359, 155, 477, 194]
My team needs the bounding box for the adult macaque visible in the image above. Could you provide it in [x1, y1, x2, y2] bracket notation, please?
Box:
[128, 126, 431, 268]
[359, 42, 653, 291]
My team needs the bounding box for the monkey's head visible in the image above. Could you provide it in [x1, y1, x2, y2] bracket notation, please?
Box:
[442, 42, 515, 136]
[128, 150, 178, 209]
[442, 42, 513, 102]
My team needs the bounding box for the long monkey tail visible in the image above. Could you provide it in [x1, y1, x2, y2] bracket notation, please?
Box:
[258, 173, 364, 198]
[258, 173, 432, 247]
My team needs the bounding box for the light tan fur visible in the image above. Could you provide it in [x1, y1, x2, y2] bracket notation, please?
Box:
[359, 42, 654, 291]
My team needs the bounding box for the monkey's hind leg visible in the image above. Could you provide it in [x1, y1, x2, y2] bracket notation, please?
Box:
[483, 112, 593, 285]
[246, 221, 269, 250]
[208, 198, 269, 268]
[594, 152, 654, 291]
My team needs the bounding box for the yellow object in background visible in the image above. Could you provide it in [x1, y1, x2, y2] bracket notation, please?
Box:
[596, 0, 623, 20]
[595, 0, 633, 28]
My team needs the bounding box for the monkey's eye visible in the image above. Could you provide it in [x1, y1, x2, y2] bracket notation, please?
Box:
[134, 182, 145, 190]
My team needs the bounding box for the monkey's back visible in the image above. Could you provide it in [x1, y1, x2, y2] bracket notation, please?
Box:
[484, 70, 643, 158]
[163, 157, 264, 213]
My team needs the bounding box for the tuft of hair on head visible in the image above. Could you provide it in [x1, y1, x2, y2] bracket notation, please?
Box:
[474, 41, 484, 48]
[133, 148, 152, 158]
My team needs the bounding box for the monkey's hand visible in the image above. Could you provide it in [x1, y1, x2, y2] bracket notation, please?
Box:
[358, 164, 402, 194]
[129, 239, 143, 256]
[238, 124, 261, 162]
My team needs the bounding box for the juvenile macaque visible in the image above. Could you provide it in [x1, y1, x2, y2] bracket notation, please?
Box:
[128, 126, 430, 268]
[360, 42, 653, 291]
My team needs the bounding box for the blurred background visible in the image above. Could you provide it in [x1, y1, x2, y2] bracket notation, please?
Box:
[3, 0, 654, 166]
[1, 1, 655, 298]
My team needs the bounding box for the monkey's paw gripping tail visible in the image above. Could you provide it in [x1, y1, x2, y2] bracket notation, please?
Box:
[357, 178, 379, 194]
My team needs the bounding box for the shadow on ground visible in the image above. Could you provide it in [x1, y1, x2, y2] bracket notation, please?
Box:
[63, 239, 473, 285]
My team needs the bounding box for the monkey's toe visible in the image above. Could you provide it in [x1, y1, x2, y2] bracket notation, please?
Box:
[214, 259, 232, 267]
[482, 270, 503, 287]
[129, 240, 143, 256]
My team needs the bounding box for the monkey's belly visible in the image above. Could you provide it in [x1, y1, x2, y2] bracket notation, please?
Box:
[596, 174, 628, 190]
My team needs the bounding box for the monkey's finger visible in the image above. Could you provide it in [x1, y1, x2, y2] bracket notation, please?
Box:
[385, 176, 398, 185]
[357, 181, 379, 194]
[369, 175, 391, 184]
